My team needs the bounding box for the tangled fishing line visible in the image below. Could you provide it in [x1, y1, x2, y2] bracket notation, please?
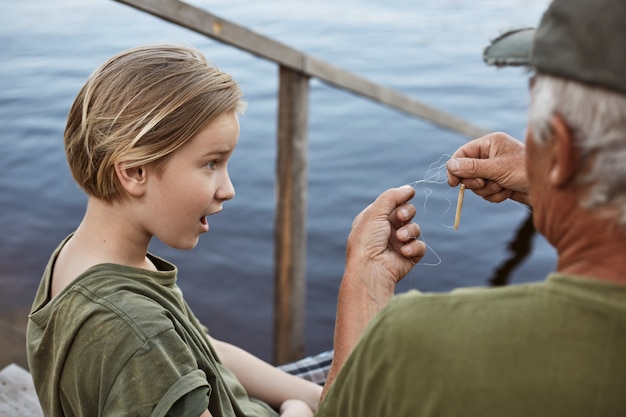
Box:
[405, 153, 458, 267]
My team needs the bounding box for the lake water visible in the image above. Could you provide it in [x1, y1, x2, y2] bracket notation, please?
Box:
[1, 0, 554, 368]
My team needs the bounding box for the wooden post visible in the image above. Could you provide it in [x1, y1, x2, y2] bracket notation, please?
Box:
[274, 66, 310, 364]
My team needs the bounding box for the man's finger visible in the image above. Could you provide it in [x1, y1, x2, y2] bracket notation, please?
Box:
[372, 185, 416, 217]
[448, 157, 506, 183]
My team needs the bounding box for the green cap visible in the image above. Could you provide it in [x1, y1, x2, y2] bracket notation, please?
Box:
[483, 0, 626, 95]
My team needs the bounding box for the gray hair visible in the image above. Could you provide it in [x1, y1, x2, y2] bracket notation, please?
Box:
[528, 73, 626, 229]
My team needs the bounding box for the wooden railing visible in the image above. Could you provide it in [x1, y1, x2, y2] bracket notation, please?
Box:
[113, 0, 490, 365]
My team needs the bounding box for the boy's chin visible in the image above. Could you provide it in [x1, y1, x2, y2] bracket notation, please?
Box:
[162, 237, 201, 251]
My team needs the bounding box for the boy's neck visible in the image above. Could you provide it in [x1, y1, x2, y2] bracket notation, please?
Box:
[50, 197, 157, 298]
[73, 197, 156, 270]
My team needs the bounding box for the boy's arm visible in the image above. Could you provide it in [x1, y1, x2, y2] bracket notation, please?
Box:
[208, 336, 321, 414]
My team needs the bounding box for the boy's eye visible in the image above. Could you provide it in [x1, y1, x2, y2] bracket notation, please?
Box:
[206, 161, 217, 170]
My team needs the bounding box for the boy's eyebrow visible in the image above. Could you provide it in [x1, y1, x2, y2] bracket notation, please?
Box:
[202, 147, 234, 157]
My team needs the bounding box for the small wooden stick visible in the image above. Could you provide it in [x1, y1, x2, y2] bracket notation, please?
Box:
[454, 183, 466, 231]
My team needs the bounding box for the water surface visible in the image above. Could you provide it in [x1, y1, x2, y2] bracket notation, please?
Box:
[1, 0, 553, 367]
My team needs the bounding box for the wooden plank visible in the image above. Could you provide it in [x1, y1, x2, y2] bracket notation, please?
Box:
[273, 67, 309, 364]
[0, 364, 44, 417]
[113, 0, 489, 139]
[114, 0, 303, 69]
[304, 56, 490, 138]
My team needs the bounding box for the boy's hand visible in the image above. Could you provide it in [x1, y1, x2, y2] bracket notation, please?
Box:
[280, 399, 313, 417]
[447, 132, 530, 205]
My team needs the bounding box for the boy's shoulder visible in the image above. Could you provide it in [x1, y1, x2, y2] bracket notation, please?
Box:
[31, 245, 183, 346]
[58, 259, 182, 337]
[27, 260, 214, 417]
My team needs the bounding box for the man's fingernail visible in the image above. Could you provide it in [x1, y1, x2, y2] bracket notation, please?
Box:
[448, 158, 460, 172]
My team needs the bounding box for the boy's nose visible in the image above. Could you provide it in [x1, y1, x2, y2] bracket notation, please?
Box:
[217, 174, 235, 201]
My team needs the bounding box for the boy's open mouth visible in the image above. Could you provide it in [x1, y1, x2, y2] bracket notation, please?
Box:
[200, 216, 207, 225]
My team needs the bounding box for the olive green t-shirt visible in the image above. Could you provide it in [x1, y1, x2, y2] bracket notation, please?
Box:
[27, 236, 278, 417]
[317, 274, 626, 417]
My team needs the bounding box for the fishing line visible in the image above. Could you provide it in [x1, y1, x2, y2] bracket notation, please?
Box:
[408, 153, 455, 225]
[404, 153, 455, 267]
[403, 152, 531, 268]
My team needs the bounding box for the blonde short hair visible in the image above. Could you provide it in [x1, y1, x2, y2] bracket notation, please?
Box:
[64, 44, 245, 201]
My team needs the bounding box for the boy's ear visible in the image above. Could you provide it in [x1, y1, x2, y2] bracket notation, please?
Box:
[115, 162, 147, 197]
[549, 114, 580, 187]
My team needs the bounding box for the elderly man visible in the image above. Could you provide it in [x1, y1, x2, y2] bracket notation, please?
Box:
[316, 0, 626, 415]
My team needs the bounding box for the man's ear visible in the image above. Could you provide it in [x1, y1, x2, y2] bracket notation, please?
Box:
[115, 162, 147, 197]
[549, 114, 580, 187]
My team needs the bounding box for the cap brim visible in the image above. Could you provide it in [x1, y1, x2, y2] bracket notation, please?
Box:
[483, 28, 535, 67]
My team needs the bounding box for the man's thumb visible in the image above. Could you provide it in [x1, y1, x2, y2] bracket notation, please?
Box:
[448, 157, 491, 179]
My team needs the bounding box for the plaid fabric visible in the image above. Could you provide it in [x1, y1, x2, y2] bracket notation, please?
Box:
[277, 350, 333, 385]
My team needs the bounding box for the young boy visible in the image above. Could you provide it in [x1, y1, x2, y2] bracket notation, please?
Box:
[26, 44, 425, 417]
[26, 44, 323, 417]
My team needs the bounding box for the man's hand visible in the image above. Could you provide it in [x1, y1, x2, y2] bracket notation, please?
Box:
[345, 185, 425, 292]
[322, 185, 425, 401]
[447, 132, 530, 205]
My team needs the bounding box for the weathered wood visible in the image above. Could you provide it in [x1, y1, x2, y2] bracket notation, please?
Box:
[303, 56, 490, 138]
[0, 364, 43, 417]
[113, 0, 303, 69]
[113, 0, 489, 138]
[274, 66, 309, 364]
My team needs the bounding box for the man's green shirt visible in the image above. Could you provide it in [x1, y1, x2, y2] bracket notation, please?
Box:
[317, 274, 626, 416]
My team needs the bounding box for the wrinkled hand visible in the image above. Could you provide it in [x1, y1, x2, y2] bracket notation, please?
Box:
[345, 185, 426, 292]
[446, 132, 530, 205]
[321, 185, 426, 401]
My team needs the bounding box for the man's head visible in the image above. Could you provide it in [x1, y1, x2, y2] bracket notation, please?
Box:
[483, 0, 626, 95]
[64, 44, 245, 202]
[484, 0, 626, 229]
